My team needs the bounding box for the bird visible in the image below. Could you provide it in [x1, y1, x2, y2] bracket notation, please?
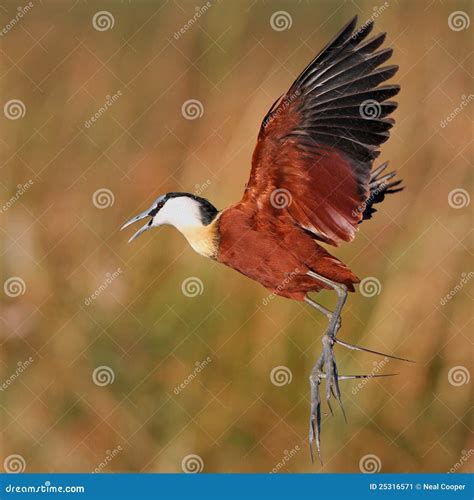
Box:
[121, 16, 411, 462]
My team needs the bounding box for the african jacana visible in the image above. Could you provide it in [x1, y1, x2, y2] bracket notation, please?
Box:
[122, 16, 411, 462]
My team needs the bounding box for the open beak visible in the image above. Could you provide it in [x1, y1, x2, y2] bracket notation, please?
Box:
[120, 208, 153, 243]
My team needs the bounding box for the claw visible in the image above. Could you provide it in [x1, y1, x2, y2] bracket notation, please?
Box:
[309, 415, 322, 465]
[320, 335, 347, 422]
[337, 399, 347, 423]
[327, 397, 334, 417]
[335, 338, 415, 363]
[309, 372, 323, 465]
[332, 370, 347, 423]
[309, 351, 324, 465]
[309, 420, 315, 464]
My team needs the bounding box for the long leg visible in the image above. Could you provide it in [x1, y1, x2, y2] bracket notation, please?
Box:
[307, 270, 347, 413]
[304, 296, 341, 332]
[307, 270, 347, 338]
[304, 295, 332, 320]
[305, 270, 413, 463]
[305, 271, 348, 462]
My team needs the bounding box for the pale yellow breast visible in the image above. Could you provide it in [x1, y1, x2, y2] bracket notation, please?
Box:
[180, 216, 220, 259]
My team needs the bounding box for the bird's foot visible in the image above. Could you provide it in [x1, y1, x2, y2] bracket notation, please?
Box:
[321, 333, 346, 420]
[307, 310, 414, 464]
[308, 332, 345, 464]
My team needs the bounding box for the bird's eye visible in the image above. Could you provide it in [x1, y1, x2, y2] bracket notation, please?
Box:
[149, 201, 164, 217]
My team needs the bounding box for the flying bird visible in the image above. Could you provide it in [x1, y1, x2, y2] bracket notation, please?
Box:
[122, 16, 410, 462]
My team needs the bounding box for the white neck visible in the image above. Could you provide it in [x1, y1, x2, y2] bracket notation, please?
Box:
[151, 196, 219, 258]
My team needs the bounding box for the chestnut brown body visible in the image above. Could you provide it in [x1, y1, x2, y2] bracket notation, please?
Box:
[217, 205, 358, 301]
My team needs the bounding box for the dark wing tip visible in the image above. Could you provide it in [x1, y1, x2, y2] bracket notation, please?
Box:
[351, 19, 374, 43]
[343, 15, 359, 34]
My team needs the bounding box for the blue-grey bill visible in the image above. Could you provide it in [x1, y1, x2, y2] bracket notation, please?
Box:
[120, 209, 150, 231]
[121, 208, 153, 243]
[127, 221, 152, 243]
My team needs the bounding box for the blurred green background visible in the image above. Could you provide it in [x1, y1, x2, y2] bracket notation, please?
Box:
[1, 0, 472, 473]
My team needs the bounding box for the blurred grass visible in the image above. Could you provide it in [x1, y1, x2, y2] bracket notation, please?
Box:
[1, 0, 472, 472]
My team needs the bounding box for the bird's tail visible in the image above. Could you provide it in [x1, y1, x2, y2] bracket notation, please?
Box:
[360, 161, 403, 222]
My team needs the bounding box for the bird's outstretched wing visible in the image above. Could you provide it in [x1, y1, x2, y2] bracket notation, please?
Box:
[242, 16, 400, 246]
